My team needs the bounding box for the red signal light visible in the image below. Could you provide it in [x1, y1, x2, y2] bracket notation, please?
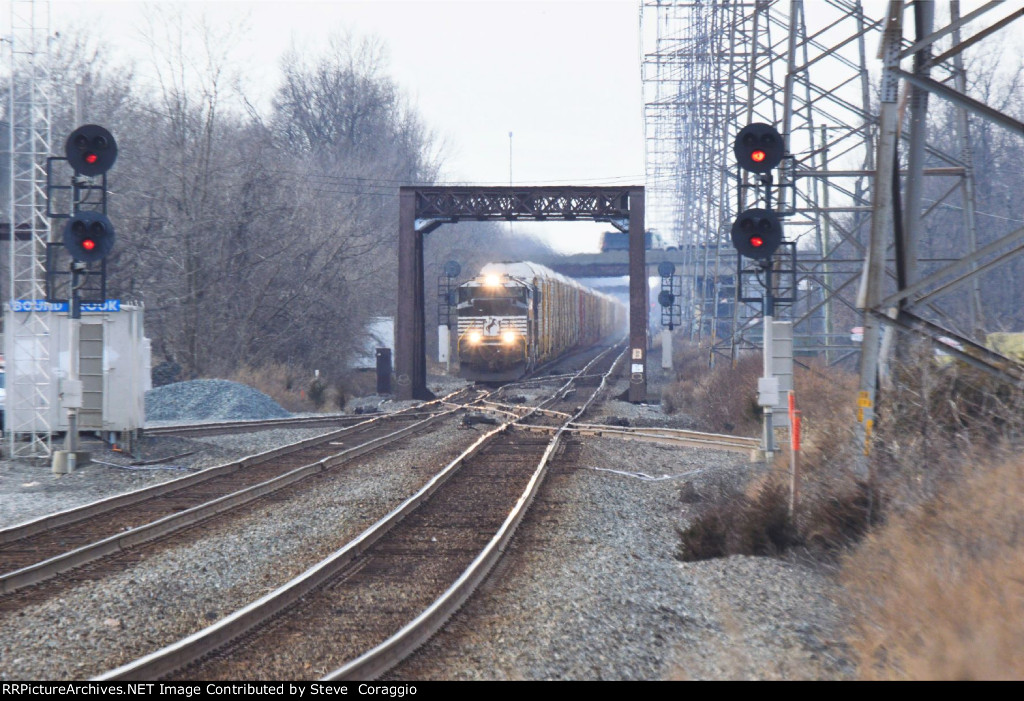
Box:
[735, 124, 784, 173]
[65, 125, 118, 176]
[750, 236, 764, 248]
[63, 210, 115, 262]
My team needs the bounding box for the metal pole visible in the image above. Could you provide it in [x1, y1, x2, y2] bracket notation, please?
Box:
[856, 1, 904, 479]
[763, 262, 775, 458]
[950, 0, 984, 335]
[901, 1, 934, 295]
[54, 261, 84, 474]
[820, 125, 834, 364]
[396, 189, 417, 401]
[508, 132, 513, 236]
[628, 187, 648, 403]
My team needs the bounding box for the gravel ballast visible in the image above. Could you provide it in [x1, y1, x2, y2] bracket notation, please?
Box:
[0, 416, 483, 680]
[145, 379, 291, 422]
[390, 437, 851, 680]
[0, 365, 853, 680]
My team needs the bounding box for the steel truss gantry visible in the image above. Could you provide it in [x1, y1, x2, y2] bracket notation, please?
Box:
[856, 0, 1024, 464]
[5, 0, 54, 459]
[396, 186, 647, 402]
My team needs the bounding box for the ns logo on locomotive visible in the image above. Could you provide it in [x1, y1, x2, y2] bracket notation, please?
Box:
[456, 261, 627, 382]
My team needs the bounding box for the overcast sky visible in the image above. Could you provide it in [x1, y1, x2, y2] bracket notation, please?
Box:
[39, 0, 1020, 253]
[41, 0, 644, 252]
[48, 0, 645, 185]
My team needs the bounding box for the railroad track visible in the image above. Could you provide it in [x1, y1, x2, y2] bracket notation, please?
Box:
[144, 413, 372, 438]
[0, 389, 481, 596]
[97, 343, 625, 681]
[567, 423, 760, 456]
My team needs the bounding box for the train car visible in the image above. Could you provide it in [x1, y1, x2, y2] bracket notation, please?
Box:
[456, 261, 627, 382]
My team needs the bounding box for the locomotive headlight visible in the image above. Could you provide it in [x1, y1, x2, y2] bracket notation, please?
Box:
[468, 330, 483, 345]
[484, 274, 502, 287]
[501, 330, 517, 344]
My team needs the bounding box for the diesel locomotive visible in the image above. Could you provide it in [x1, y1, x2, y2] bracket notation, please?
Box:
[456, 261, 627, 382]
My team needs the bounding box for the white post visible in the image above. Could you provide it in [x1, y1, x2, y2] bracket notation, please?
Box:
[661, 328, 672, 369]
[762, 315, 775, 458]
[438, 325, 450, 373]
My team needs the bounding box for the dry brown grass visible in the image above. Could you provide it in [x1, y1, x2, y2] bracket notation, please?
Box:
[841, 347, 1024, 679]
[872, 346, 1024, 510]
[667, 337, 1024, 678]
[229, 363, 311, 412]
[661, 346, 763, 435]
[673, 348, 871, 560]
[842, 452, 1024, 680]
[229, 363, 372, 413]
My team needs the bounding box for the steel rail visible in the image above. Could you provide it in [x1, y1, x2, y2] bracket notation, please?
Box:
[0, 406, 465, 595]
[95, 344, 624, 682]
[0, 390, 468, 545]
[145, 409, 452, 437]
[324, 344, 623, 680]
[567, 422, 761, 457]
[143, 413, 374, 437]
[0, 391, 474, 594]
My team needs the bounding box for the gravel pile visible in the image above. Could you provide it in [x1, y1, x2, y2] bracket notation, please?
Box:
[145, 380, 291, 422]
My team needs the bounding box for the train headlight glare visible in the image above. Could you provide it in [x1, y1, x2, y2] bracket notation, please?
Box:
[484, 274, 501, 287]
[468, 330, 483, 344]
[502, 330, 517, 344]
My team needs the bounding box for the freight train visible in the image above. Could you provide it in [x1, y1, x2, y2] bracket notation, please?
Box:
[456, 261, 627, 382]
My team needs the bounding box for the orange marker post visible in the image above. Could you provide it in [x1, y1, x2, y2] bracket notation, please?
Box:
[787, 391, 801, 518]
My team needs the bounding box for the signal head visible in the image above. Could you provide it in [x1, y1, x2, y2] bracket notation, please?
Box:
[731, 208, 783, 260]
[657, 290, 676, 308]
[63, 210, 116, 263]
[443, 260, 462, 278]
[65, 125, 118, 176]
[734, 123, 784, 173]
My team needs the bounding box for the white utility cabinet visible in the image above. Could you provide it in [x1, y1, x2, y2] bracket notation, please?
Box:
[3, 302, 151, 437]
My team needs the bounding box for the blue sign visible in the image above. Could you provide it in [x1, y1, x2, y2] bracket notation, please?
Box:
[9, 299, 121, 313]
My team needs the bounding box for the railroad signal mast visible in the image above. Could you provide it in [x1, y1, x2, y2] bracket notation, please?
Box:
[657, 260, 681, 370]
[45, 124, 119, 473]
[732, 123, 789, 457]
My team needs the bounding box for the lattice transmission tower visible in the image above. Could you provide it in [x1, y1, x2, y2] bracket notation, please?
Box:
[5, 0, 54, 458]
[642, 0, 885, 364]
[644, 0, 1024, 468]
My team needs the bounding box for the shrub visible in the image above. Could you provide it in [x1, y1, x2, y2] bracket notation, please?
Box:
[661, 346, 762, 435]
[229, 363, 312, 412]
[671, 344, 874, 561]
[308, 374, 328, 408]
[676, 473, 799, 561]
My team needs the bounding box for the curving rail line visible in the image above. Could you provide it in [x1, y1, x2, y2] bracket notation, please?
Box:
[96, 343, 625, 681]
[0, 390, 477, 595]
[143, 410, 444, 439]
